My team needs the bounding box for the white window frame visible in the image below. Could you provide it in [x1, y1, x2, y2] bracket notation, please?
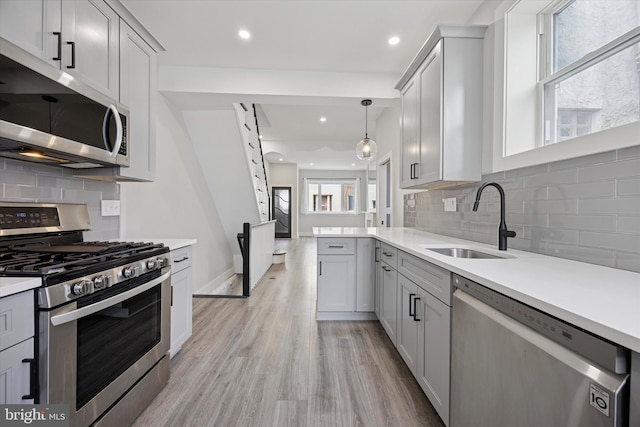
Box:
[495, 0, 640, 173]
[304, 178, 360, 215]
[538, 1, 640, 146]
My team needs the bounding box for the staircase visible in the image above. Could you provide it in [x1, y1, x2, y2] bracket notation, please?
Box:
[234, 103, 270, 222]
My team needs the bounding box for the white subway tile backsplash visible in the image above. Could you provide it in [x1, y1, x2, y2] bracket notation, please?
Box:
[618, 216, 640, 234]
[578, 157, 640, 182]
[549, 214, 617, 232]
[1, 158, 119, 239]
[579, 197, 640, 215]
[405, 148, 640, 273]
[617, 178, 640, 196]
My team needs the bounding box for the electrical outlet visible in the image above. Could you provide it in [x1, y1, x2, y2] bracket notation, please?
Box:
[101, 200, 121, 217]
[443, 197, 457, 212]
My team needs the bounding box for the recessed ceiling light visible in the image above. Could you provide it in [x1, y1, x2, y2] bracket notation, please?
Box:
[351, 163, 356, 166]
[239, 30, 251, 40]
[310, 162, 314, 166]
[320, 117, 327, 122]
[388, 36, 400, 46]
[279, 158, 283, 161]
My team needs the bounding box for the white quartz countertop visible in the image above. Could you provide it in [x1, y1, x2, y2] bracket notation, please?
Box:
[313, 227, 640, 353]
[117, 238, 197, 251]
[0, 277, 40, 298]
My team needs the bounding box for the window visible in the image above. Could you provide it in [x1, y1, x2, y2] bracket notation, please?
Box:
[302, 179, 359, 214]
[499, 0, 640, 171]
[541, 0, 640, 145]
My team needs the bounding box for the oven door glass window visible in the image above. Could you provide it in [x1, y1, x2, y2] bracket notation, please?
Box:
[76, 279, 161, 409]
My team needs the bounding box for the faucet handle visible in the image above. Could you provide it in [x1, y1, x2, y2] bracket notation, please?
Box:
[502, 229, 517, 238]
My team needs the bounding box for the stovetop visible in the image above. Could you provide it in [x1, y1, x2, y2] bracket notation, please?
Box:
[0, 240, 169, 286]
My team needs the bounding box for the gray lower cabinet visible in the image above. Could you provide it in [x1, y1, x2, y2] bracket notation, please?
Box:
[416, 288, 450, 426]
[397, 274, 419, 374]
[317, 253, 356, 311]
[316, 238, 376, 318]
[379, 261, 398, 345]
[384, 248, 452, 426]
[0, 290, 35, 404]
[170, 245, 193, 358]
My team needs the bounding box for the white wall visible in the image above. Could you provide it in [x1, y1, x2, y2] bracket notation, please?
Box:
[120, 94, 234, 294]
[181, 109, 261, 254]
[373, 105, 407, 227]
[268, 162, 299, 238]
[298, 169, 367, 235]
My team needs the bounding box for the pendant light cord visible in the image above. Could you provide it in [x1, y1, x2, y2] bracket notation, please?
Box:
[365, 104, 368, 139]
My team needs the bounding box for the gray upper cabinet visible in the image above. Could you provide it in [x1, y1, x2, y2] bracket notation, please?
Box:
[0, 0, 119, 99]
[396, 26, 486, 189]
[61, 0, 120, 100]
[0, 0, 61, 68]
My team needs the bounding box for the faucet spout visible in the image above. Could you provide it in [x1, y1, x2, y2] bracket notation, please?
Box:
[472, 182, 516, 251]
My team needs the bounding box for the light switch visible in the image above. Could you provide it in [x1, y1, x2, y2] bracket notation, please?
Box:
[443, 197, 457, 212]
[101, 200, 121, 216]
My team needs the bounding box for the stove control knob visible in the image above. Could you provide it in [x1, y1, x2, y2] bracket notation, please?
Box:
[122, 266, 140, 279]
[146, 259, 157, 270]
[72, 280, 91, 296]
[158, 257, 169, 267]
[93, 275, 109, 290]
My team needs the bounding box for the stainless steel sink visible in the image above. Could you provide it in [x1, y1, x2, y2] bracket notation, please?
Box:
[426, 247, 508, 259]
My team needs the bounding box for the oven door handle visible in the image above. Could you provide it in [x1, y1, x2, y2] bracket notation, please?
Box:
[50, 271, 170, 326]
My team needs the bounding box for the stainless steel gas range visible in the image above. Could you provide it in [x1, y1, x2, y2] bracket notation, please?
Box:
[0, 202, 171, 427]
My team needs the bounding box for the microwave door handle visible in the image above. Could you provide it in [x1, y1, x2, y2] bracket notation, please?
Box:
[102, 104, 124, 157]
[50, 271, 170, 326]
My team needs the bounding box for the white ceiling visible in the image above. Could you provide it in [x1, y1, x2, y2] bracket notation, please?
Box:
[122, 0, 488, 170]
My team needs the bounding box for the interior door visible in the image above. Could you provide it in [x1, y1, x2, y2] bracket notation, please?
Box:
[272, 187, 291, 238]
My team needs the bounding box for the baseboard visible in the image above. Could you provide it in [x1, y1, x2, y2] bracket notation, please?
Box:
[316, 311, 379, 321]
[192, 267, 235, 295]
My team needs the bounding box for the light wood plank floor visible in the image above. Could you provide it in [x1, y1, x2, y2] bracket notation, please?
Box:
[133, 237, 444, 427]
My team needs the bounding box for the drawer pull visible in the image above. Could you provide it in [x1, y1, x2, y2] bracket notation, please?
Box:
[21, 358, 36, 400]
[174, 256, 189, 263]
[53, 32, 62, 61]
[382, 266, 391, 272]
[383, 252, 393, 257]
[328, 245, 345, 248]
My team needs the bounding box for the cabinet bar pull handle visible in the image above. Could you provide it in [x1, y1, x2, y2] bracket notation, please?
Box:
[174, 256, 189, 263]
[21, 358, 37, 400]
[66, 41, 76, 69]
[382, 266, 391, 272]
[413, 296, 421, 322]
[328, 245, 344, 248]
[375, 247, 380, 262]
[411, 163, 415, 179]
[319, 261, 322, 275]
[409, 293, 416, 317]
[53, 32, 62, 60]
[383, 252, 392, 257]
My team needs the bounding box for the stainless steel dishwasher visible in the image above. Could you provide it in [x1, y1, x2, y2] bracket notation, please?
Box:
[451, 274, 630, 427]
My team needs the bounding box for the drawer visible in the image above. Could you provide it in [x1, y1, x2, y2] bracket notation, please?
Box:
[317, 238, 356, 255]
[171, 246, 193, 274]
[380, 243, 398, 269]
[0, 290, 34, 352]
[398, 251, 452, 305]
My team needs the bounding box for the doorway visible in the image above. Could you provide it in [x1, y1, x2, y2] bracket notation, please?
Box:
[378, 158, 391, 227]
[272, 187, 292, 238]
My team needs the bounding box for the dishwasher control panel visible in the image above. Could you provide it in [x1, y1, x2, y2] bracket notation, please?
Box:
[453, 274, 629, 374]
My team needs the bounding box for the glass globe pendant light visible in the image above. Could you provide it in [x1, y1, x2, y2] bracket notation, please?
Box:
[355, 99, 377, 160]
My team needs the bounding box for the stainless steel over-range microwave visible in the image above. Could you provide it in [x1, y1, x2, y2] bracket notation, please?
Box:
[0, 38, 129, 168]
